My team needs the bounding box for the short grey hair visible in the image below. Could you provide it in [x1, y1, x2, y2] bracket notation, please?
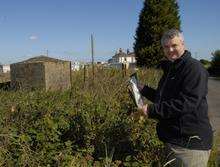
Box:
[161, 29, 184, 47]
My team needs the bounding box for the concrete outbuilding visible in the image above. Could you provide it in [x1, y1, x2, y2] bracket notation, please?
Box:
[10, 56, 71, 91]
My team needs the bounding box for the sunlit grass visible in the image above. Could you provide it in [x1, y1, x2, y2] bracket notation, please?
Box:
[208, 132, 220, 167]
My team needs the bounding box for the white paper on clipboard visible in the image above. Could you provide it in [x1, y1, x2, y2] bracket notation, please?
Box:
[129, 73, 143, 108]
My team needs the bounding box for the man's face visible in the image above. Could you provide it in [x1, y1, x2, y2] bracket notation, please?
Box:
[163, 36, 185, 61]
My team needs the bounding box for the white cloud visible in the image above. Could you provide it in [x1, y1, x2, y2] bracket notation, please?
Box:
[29, 35, 38, 40]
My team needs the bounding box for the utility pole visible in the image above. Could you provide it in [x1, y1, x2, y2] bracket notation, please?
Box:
[91, 34, 95, 83]
[46, 50, 49, 57]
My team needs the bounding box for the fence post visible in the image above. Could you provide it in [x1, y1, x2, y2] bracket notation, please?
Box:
[84, 65, 86, 84]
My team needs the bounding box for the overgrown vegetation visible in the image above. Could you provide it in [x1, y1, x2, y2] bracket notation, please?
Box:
[0, 67, 219, 166]
[0, 68, 167, 166]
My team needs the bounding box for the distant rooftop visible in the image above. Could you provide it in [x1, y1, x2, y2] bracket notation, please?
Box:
[112, 50, 135, 58]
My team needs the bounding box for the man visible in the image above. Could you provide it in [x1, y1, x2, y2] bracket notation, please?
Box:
[138, 29, 213, 166]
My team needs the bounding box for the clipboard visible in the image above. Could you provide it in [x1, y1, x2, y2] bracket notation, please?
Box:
[129, 73, 143, 108]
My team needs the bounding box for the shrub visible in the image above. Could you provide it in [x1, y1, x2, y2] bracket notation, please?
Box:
[208, 50, 220, 76]
[0, 68, 165, 166]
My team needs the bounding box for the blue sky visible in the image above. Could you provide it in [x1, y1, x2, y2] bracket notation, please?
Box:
[0, 0, 219, 64]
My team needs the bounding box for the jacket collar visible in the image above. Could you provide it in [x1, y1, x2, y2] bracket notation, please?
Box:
[158, 50, 191, 72]
[172, 50, 191, 70]
[173, 50, 191, 64]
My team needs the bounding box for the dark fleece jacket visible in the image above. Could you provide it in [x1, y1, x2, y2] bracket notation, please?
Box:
[141, 50, 213, 150]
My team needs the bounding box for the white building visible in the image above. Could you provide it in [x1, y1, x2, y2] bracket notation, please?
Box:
[108, 48, 136, 69]
[71, 61, 85, 71]
[108, 48, 136, 64]
[3, 64, 10, 73]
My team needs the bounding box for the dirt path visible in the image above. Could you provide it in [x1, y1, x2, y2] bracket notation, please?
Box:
[208, 78, 220, 134]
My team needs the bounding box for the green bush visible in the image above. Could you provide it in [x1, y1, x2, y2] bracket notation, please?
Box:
[0, 68, 165, 166]
[200, 59, 211, 69]
[208, 50, 220, 76]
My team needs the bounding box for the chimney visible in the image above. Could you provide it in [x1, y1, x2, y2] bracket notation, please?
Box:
[127, 49, 130, 54]
[119, 48, 122, 53]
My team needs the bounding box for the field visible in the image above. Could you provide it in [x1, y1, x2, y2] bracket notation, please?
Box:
[0, 68, 166, 166]
[0, 68, 219, 166]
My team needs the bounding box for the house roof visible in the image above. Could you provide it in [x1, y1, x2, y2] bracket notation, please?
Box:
[128, 52, 135, 57]
[112, 52, 135, 58]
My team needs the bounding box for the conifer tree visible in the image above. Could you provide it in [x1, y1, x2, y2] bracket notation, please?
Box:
[134, 0, 181, 67]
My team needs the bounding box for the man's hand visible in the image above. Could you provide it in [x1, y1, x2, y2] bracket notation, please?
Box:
[131, 104, 148, 121]
[138, 104, 148, 117]
[137, 83, 144, 91]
